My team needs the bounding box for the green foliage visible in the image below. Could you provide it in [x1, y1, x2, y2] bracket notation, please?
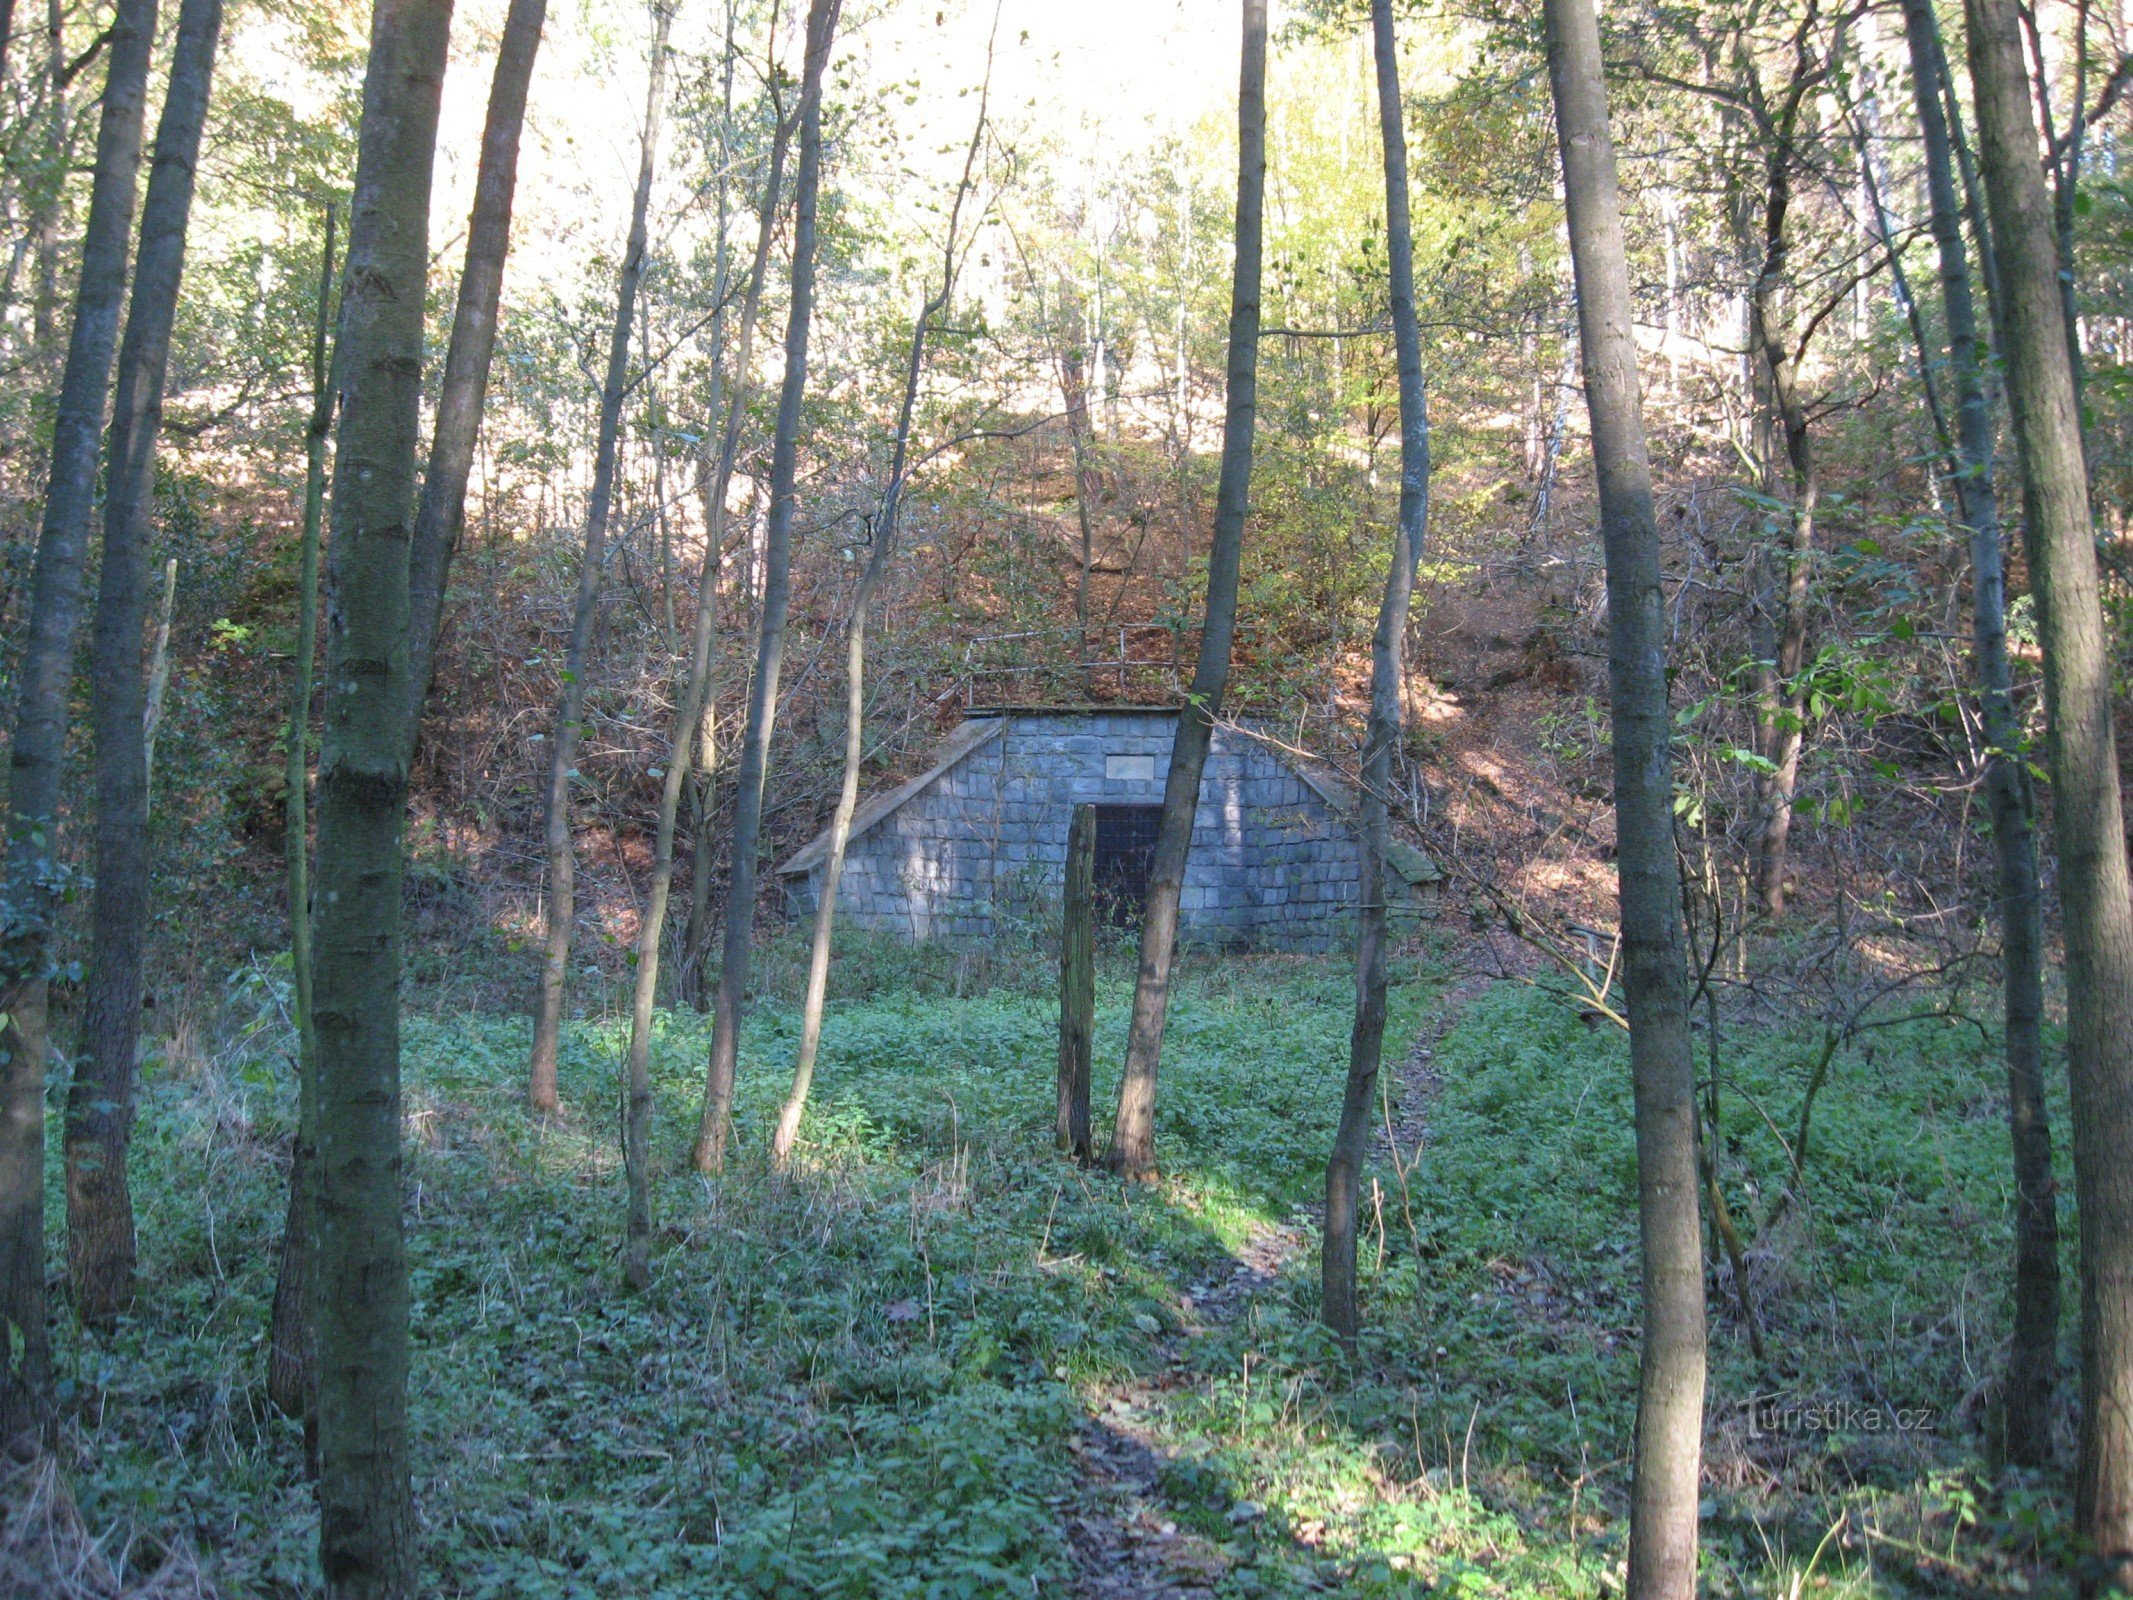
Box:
[49, 952, 2071, 1596]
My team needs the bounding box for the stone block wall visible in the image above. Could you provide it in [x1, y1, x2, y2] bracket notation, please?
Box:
[786, 711, 1366, 952]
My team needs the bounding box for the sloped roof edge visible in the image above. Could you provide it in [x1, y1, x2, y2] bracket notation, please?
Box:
[1237, 736, 1445, 887]
[777, 716, 1007, 877]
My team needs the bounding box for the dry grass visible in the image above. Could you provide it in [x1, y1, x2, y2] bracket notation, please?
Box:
[0, 1458, 217, 1600]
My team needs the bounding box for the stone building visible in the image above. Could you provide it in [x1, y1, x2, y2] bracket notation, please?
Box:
[778, 706, 1440, 951]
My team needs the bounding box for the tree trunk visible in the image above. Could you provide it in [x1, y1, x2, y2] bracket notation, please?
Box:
[267, 202, 336, 1462]
[679, 460, 728, 1012]
[403, 0, 547, 749]
[68, 0, 223, 1328]
[311, 0, 453, 1589]
[619, 47, 792, 1284]
[772, 94, 984, 1169]
[1746, 128, 1818, 919]
[528, 0, 670, 1114]
[1902, 0, 2058, 1470]
[29, 0, 67, 380]
[1057, 804, 1095, 1163]
[1103, 0, 1264, 1183]
[1543, 1, 1706, 1595]
[1060, 297, 1098, 685]
[653, 401, 676, 649]
[1323, 0, 1428, 1353]
[693, 0, 843, 1174]
[141, 558, 177, 786]
[1723, 24, 1832, 920]
[0, 0, 156, 1453]
[1966, 2, 2133, 1584]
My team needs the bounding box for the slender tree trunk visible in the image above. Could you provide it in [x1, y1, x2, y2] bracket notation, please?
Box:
[619, 45, 791, 1285]
[0, 0, 155, 1452]
[403, 0, 546, 749]
[29, 0, 66, 378]
[2037, 0, 2091, 426]
[1528, 339, 1575, 538]
[68, 0, 223, 1328]
[311, 0, 453, 1589]
[1060, 301, 1098, 685]
[141, 558, 177, 786]
[693, 0, 843, 1174]
[772, 89, 985, 1168]
[1967, 2, 2133, 1584]
[1323, 0, 1427, 1352]
[267, 203, 336, 1460]
[653, 405, 677, 649]
[1543, 1, 1706, 1595]
[679, 467, 727, 1011]
[1747, 165, 1818, 919]
[1727, 26, 1832, 920]
[1902, 0, 2058, 1470]
[1104, 0, 1265, 1183]
[528, 0, 670, 1114]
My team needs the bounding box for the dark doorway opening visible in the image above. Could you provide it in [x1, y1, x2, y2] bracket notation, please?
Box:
[1093, 804, 1163, 926]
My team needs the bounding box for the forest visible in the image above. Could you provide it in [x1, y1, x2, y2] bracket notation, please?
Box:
[0, 0, 2130, 1592]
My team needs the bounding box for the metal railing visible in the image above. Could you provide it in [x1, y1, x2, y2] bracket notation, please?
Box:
[948, 622, 1188, 707]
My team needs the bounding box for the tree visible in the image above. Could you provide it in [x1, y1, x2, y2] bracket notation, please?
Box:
[694, 0, 844, 1174]
[529, 0, 672, 1115]
[771, 66, 990, 1170]
[1056, 280, 1099, 683]
[69, 0, 224, 1325]
[1542, 0, 1706, 1594]
[620, 21, 794, 1287]
[0, 0, 156, 1448]
[1100, 0, 1262, 1177]
[1741, 4, 1842, 919]
[405, 0, 548, 737]
[1322, 0, 1427, 1351]
[267, 201, 336, 1454]
[1965, 0, 2133, 1585]
[273, 0, 542, 1454]
[1104, 0, 1265, 1182]
[310, 0, 453, 1588]
[1899, 0, 2057, 1469]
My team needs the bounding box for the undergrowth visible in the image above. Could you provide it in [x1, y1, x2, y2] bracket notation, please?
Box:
[39, 941, 2078, 1597]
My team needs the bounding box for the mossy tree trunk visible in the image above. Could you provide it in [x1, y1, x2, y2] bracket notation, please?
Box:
[310, 0, 452, 1588]
[1543, 0, 1706, 1593]
[69, 0, 224, 1327]
[0, 0, 156, 1451]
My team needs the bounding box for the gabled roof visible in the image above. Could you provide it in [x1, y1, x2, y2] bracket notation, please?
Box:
[775, 710, 1443, 885]
[778, 715, 1006, 877]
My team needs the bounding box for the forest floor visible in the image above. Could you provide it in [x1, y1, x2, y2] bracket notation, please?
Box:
[25, 936, 2085, 1598]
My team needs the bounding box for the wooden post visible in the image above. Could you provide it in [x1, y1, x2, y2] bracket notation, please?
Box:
[1057, 804, 1095, 1162]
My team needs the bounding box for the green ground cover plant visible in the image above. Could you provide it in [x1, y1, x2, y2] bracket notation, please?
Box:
[47, 945, 2070, 1596]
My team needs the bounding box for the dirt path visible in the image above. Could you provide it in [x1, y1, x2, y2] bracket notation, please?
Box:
[1061, 976, 1493, 1598]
